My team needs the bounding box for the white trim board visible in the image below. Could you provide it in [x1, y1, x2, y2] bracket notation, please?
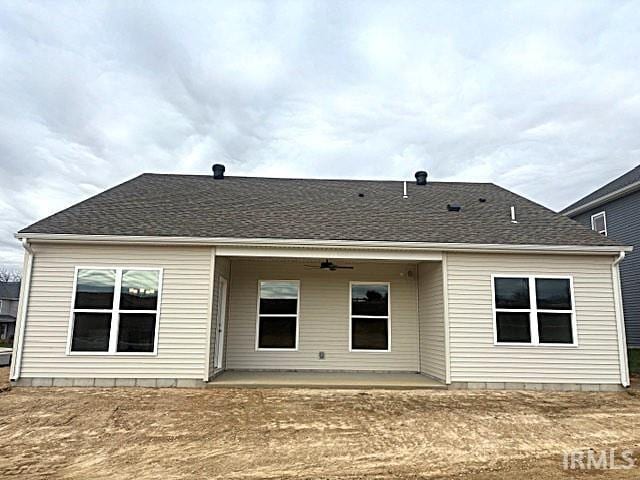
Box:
[203, 248, 216, 381]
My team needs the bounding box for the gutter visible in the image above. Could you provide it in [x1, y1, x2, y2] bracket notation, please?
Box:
[14, 232, 632, 255]
[10, 239, 34, 381]
[612, 251, 630, 388]
[563, 180, 640, 217]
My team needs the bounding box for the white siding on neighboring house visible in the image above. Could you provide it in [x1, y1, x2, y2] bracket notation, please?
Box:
[19, 243, 212, 379]
[417, 262, 446, 381]
[446, 253, 622, 384]
[225, 259, 420, 371]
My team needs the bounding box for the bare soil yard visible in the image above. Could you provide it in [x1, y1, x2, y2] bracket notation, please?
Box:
[1, 369, 639, 479]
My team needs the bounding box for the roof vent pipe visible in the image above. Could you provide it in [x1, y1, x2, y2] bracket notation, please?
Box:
[212, 164, 225, 179]
[415, 171, 428, 185]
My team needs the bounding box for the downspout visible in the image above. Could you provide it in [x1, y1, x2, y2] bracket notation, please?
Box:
[612, 251, 630, 387]
[10, 239, 34, 381]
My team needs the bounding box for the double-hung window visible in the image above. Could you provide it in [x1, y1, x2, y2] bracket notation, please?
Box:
[256, 280, 299, 350]
[68, 267, 162, 354]
[591, 211, 607, 236]
[493, 275, 576, 346]
[350, 282, 390, 351]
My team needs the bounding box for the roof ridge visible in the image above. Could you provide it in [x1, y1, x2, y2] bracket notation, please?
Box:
[140, 173, 494, 185]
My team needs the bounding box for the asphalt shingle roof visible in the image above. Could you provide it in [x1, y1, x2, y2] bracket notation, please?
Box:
[19, 173, 621, 247]
[0, 282, 20, 299]
[562, 164, 640, 214]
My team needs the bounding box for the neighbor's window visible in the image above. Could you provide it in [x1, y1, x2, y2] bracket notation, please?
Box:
[69, 268, 162, 354]
[350, 283, 390, 351]
[256, 281, 299, 350]
[493, 276, 575, 345]
[591, 211, 607, 236]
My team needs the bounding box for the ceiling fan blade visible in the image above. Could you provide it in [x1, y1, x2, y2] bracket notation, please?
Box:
[334, 266, 354, 269]
[304, 265, 321, 268]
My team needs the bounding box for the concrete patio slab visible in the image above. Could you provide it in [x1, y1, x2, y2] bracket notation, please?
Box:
[207, 371, 445, 389]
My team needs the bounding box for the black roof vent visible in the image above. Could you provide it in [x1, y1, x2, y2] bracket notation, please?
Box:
[212, 164, 225, 179]
[447, 203, 462, 212]
[415, 171, 428, 185]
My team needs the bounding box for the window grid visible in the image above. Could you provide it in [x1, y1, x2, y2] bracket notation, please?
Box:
[66, 266, 163, 356]
[492, 275, 577, 347]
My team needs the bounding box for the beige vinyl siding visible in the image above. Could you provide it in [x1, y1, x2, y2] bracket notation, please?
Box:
[208, 256, 231, 377]
[20, 243, 212, 379]
[446, 252, 622, 384]
[225, 259, 419, 371]
[417, 262, 446, 380]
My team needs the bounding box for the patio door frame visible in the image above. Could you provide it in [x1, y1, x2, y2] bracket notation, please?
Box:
[214, 276, 228, 370]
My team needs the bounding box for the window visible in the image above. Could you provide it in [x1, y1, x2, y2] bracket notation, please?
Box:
[68, 267, 162, 354]
[350, 282, 390, 351]
[256, 281, 299, 350]
[493, 275, 575, 346]
[591, 211, 607, 236]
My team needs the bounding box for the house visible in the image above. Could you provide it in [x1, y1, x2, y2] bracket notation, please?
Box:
[0, 281, 20, 343]
[9, 165, 631, 390]
[562, 164, 640, 349]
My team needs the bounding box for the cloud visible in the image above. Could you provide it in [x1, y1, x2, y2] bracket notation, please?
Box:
[1, 0, 640, 267]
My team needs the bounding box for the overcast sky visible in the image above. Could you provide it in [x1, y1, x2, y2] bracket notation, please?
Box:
[1, 1, 640, 268]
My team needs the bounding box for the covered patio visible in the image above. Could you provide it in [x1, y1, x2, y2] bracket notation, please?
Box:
[207, 247, 448, 387]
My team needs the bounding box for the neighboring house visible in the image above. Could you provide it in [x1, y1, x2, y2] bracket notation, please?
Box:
[562, 165, 640, 348]
[0, 281, 20, 343]
[9, 165, 632, 390]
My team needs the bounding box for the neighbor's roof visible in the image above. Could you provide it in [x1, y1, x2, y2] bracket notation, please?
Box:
[562, 164, 640, 216]
[0, 282, 20, 299]
[19, 173, 620, 247]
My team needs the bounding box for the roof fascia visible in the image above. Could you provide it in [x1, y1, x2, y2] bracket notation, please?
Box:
[563, 180, 640, 217]
[15, 233, 632, 255]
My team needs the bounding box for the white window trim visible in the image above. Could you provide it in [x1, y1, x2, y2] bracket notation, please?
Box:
[349, 281, 391, 352]
[65, 266, 164, 356]
[255, 280, 300, 351]
[491, 274, 577, 347]
[591, 211, 607, 236]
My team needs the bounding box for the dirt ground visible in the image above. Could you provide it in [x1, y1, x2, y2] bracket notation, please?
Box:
[1, 369, 639, 479]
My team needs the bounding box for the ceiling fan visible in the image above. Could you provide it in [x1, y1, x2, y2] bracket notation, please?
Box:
[304, 259, 354, 271]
